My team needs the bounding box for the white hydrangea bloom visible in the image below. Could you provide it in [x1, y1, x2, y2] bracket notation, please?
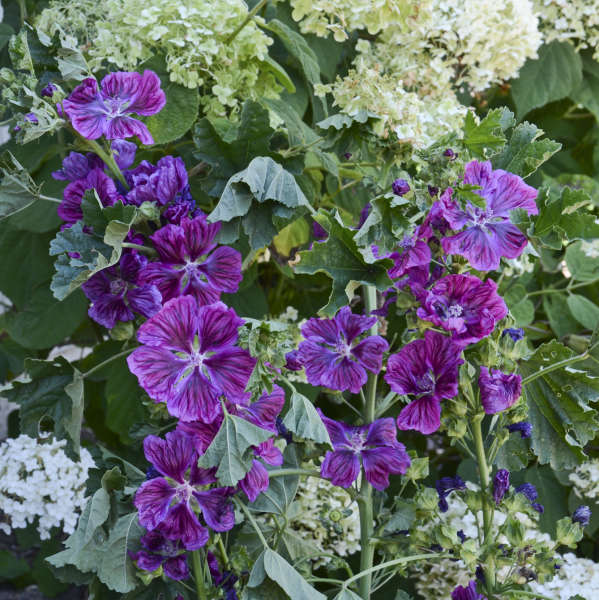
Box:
[569, 458, 599, 500]
[0, 435, 94, 539]
[534, 0, 599, 60]
[580, 239, 599, 258]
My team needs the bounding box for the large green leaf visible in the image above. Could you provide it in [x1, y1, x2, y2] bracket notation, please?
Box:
[4, 357, 84, 453]
[295, 210, 393, 316]
[282, 391, 332, 445]
[519, 341, 599, 469]
[570, 51, 599, 121]
[565, 241, 599, 282]
[209, 156, 311, 249]
[511, 41, 583, 119]
[0, 153, 44, 220]
[198, 413, 273, 486]
[567, 294, 599, 330]
[462, 109, 512, 158]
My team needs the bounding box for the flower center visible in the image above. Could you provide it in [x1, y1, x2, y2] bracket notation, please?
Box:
[414, 371, 435, 395]
[335, 341, 353, 358]
[349, 431, 367, 452]
[109, 278, 127, 295]
[447, 304, 463, 318]
[103, 96, 130, 118]
[399, 235, 415, 250]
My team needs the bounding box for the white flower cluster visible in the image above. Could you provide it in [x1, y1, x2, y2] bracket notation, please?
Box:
[412, 490, 599, 600]
[534, 0, 599, 60]
[315, 0, 540, 148]
[0, 435, 94, 539]
[36, 0, 278, 119]
[283, 463, 360, 566]
[580, 239, 599, 259]
[569, 457, 599, 500]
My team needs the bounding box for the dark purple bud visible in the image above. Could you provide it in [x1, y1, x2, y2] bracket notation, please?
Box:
[515, 483, 538, 503]
[443, 148, 457, 160]
[502, 327, 525, 342]
[343, 152, 352, 160]
[457, 530, 467, 543]
[284, 350, 303, 371]
[41, 82, 57, 98]
[506, 422, 532, 439]
[428, 185, 439, 197]
[392, 178, 410, 196]
[572, 505, 591, 526]
[451, 581, 487, 600]
[493, 469, 510, 505]
[358, 202, 371, 228]
[312, 221, 328, 241]
[475, 565, 486, 583]
[436, 475, 466, 512]
[25, 112, 38, 124]
[276, 416, 293, 444]
[438, 496, 449, 513]
[532, 502, 544, 514]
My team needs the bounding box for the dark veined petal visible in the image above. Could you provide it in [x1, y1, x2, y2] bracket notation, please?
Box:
[351, 335, 389, 374]
[441, 227, 501, 272]
[364, 418, 398, 447]
[150, 224, 188, 264]
[160, 501, 209, 550]
[104, 70, 166, 116]
[254, 439, 283, 466]
[197, 246, 242, 294]
[105, 115, 154, 145]
[484, 169, 538, 217]
[140, 262, 184, 303]
[204, 347, 256, 401]
[63, 78, 106, 140]
[301, 316, 340, 345]
[193, 488, 235, 532]
[88, 292, 134, 329]
[485, 221, 529, 260]
[131, 549, 163, 573]
[180, 216, 219, 259]
[396, 397, 442, 435]
[197, 302, 244, 353]
[318, 411, 353, 449]
[111, 139, 137, 170]
[335, 306, 375, 344]
[362, 445, 410, 490]
[167, 368, 222, 423]
[297, 340, 338, 388]
[479, 366, 522, 414]
[128, 285, 163, 319]
[320, 449, 360, 488]
[143, 431, 196, 483]
[163, 555, 190, 581]
[239, 460, 269, 502]
[321, 355, 368, 394]
[134, 478, 176, 530]
[239, 385, 285, 431]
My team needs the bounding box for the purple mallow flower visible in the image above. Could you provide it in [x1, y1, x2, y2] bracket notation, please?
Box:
[207, 552, 239, 600]
[451, 581, 487, 600]
[297, 306, 389, 394]
[52, 151, 104, 181]
[312, 221, 328, 241]
[493, 469, 510, 505]
[515, 483, 544, 513]
[131, 529, 189, 580]
[440, 160, 538, 271]
[506, 422, 532, 439]
[436, 475, 466, 512]
[41, 82, 57, 98]
[58, 168, 121, 225]
[127, 297, 256, 423]
[388, 234, 431, 280]
[81, 252, 162, 329]
[392, 178, 410, 196]
[572, 505, 591, 526]
[319, 413, 410, 490]
[141, 216, 242, 306]
[502, 327, 525, 342]
[443, 148, 457, 160]
[479, 367, 522, 414]
[417, 274, 507, 347]
[112, 139, 137, 170]
[63, 71, 165, 145]
[134, 432, 234, 550]
[126, 156, 187, 206]
[385, 330, 463, 435]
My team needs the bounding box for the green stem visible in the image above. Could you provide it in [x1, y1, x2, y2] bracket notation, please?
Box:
[234, 498, 269, 549]
[358, 285, 378, 600]
[521, 351, 589, 386]
[77, 135, 128, 188]
[216, 535, 229, 569]
[226, 0, 268, 43]
[39, 194, 62, 204]
[191, 550, 208, 600]
[268, 468, 322, 479]
[341, 553, 450, 591]
[82, 348, 135, 379]
[121, 242, 158, 256]
[17, 0, 27, 24]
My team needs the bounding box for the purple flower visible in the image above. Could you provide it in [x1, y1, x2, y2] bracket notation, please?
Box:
[312, 221, 328, 241]
[385, 330, 463, 435]
[440, 160, 538, 271]
[428, 185, 439, 198]
[502, 327, 525, 342]
[419, 196, 451, 240]
[58, 168, 121, 225]
[284, 350, 303, 371]
[506, 422, 532, 439]
[63, 71, 165, 144]
[388, 234, 431, 280]
[451, 581, 487, 600]
[436, 475, 466, 512]
[142, 216, 242, 306]
[52, 151, 104, 182]
[443, 148, 457, 160]
[81, 252, 162, 328]
[126, 156, 189, 207]
[515, 483, 544, 513]
[134, 432, 235, 550]
[131, 529, 189, 580]
[127, 297, 256, 423]
[572, 505, 591, 526]
[417, 274, 507, 347]
[358, 203, 371, 228]
[207, 552, 238, 600]
[493, 469, 510, 505]
[41, 82, 57, 98]
[392, 178, 410, 196]
[239, 438, 284, 502]
[297, 306, 389, 394]
[233, 386, 285, 433]
[319, 414, 411, 490]
[479, 367, 522, 414]
[112, 139, 137, 170]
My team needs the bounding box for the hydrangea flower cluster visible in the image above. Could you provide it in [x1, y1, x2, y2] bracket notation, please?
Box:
[0, 435, 95, 539]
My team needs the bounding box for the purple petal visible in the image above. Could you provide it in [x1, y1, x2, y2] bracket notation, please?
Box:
[143, 432, 196, 483]
[364, 418, 398, 446]
[128, 285, 163, 318]
[177, 420, 220, 454]
[297, 340, 340, 388]
[439, 188, 469, 230]
[160, 502, 209, 550]
[204, 347, 256, 401]
[239, 460, 269, 502]
[167, 368, 222, 423]
[150, 224, 187, 264]
[321, 450, 360, 488]
[101, 70, 165, 116]
[351, 335, 389, 374]
[318, 412, 353, 449]
[362, 445, 411, 490]
[479, 367, 522, 414]
[254, 438, 283, 466]
[182, 273, 222, 306]
[335, 306, 375, 344]
[180, 216, 219, 259]
[197, 302, 244, 353]
[485, 222, 529, 260]
[137, 296, 197, 352]
[193, 489, 235, 532]
[111, 139, 137, 170]
[135, 478, 176, 530]
[321, 356, 367, 394]
[105, 116, 154, 145]
[301, 317, 340, 345]
[239, 385, 285, 430]
[153, 157, 189, 205]
[141, 262, 184, 303]
[88, 293, 133, 329]
[164, 555, 189, 581]
[442, 227, 501, 272]
[197, 246, 242, 294]
[132, 550, 163, 573]
[396, 397, 442, 435]
[63, 78, 106, 139]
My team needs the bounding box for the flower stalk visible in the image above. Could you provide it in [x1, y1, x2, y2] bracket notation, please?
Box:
[192, 550, 208, 600]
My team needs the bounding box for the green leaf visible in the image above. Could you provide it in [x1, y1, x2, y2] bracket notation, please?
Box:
[543, 293, 580, 339]
[261, 549, 326, 600]
[50, 202, 137, 299]
[503, 284, 534, 327]
[295, 210, 393, 316]
[383, 499, 416, 534]
[570, 51, 599, 121]
[273, 218, 310, 257]
[0, 550, 29, 580]
[259, 55, 296, 93]
[565, 241, 599, 282]
[520, 341, 599, 469]
[209, 156, 311, 249]
[511, 41, 583, 118]
[198, 413, 273, 486]
[495, 434, 530, 471]
[263, 97, 320, 147]
[524, 466, 569, 536]
[463, 109, 511, 158]
[491, 122, 561, 178]
[4, 357, 84, 453]
[334, 590, 363, 600]
[567, 294, 599, 330]
[282, 391, 331, 445]
[83, 488, 111, 545]
[0, 23, 14, 51]
[316, 110, 374, 131]
[0, 153, 43, 220]
[354, 194, 411, 258]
